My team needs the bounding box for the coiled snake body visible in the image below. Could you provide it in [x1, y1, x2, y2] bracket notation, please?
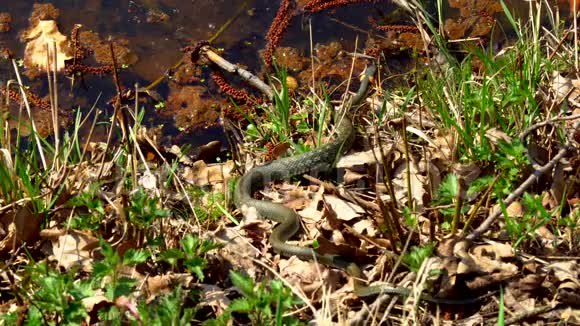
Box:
[234, 66, 482, 304]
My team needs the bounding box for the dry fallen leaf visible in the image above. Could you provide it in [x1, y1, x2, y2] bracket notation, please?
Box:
[550, 160, 567, 205]
[48, 229, 99, 271]
[485, 127, 512, 145]
[392, 160, 426, 209]
[337, 144, 393, 168]
[183, 160, 234, 187]
[430, 130, 456, 162]
[279, 256, 339, 297]
[284, 185, 314, 211]
[352, 219, 378, 237]
[323, 194, 364, 221]
[343, 169, 368, 185]
[548, 261, 579, 284]
[138, 170, 157, 190]
[198, 284, 231, 316]
[560, 307, 580, 324]
[472, 241, 514, 260]
[146, 273, 193, 300]
[24, 20, 72, 72]
[455, 241, 518, 290]
[81, 293, 111, 324]
[297, 185, 325, 226]
[550, 72, 580, 107]
[0, 206, 42, 254]
[217, 227, 261, 277]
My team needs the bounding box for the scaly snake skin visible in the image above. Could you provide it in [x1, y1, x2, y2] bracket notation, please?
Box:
[234, 65, 483, 304]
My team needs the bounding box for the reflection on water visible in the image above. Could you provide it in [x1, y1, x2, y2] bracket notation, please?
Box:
[0, 1, 575, 150]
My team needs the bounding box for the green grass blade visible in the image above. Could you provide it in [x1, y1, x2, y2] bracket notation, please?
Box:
[500, 0, 520, 38]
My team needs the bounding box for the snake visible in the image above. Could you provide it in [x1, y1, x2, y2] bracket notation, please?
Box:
[233, 65, 484, 305]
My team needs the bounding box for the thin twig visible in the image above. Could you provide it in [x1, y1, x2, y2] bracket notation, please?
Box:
[348, 229, 415, 326]
[202, 47, 274, 99]
[464, 145, 570, 242]
[502, 304, 555, 325]
[519, 113, 580, 140]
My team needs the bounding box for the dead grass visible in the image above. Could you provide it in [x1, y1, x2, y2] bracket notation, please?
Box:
[0, 0, 580, 325]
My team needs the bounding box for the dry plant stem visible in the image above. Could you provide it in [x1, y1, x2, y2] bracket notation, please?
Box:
[342, 224, 388, 250]
[52, 104, 102, 193]
[450, 177, 464, 235]
[0, 195, 47, 213]
[127, 121, 160, 197]
[135, 121, 201, 227]
[202, 47, 274, 99]
[45, 41, 60, 167]
[110, 43, 129, 144]
[502, 304, 554, 325]
[309, 20, 315, 91]
[78, 105, 101, 163]
[49, 94, 102, 196]
[303, 174, 382, 213]
[548, 29, 572, 61]
[98, 43, 126, 180]
[575, 1, 578, 70]
[519, 113, 580, 140]
[52, 42, 59, 160]
[11, 59, 47, 170]
[328, 17, 386, 41]
[301, 174, 395, 250]
[376, 298, 398, 326]
[407, 258, 429, 323]
[348, 229, 415, 326]
[374, 124, 397, 209]
[302, 174, 396, 248]
[461, 175, 500, 235]
[4, 245, 25, 305]
[402, 117, 413, 210]
[426, 150, 435, 241]
[465, 145, 569, 242]
[131, 84, 140, 189]
[376, 199, 399, 253]
[371, 108, 402, 244]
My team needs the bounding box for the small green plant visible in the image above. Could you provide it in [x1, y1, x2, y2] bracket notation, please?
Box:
[67, 182, 107, 230]
[159, 234, 220, 280]
[434, 174, 469, 231]
[268, 68, 292, 140]
[238, 67, 330, 156]
[189, 187, 226, 223]
[206, 271, 303, 326]
[1, 261, 92, 325]
[434, 174, 460, 219]
[93, 239, 149, 301]
[0, 131, 47, 213]
[402, 244, 435, 273]
[137, 287, 199, 326]
[503, 192, 552, 248]
[492, 139, 529, 195]
[127, 188, 170, 230]
[434, 138, 529, 232]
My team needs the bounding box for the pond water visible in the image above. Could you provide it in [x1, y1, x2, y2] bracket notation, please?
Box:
[0, 0, 575, 153]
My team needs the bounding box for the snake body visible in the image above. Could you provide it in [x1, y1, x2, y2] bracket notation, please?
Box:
[233, 66, 483, 304]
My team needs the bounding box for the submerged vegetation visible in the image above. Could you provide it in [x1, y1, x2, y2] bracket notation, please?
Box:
[0, 0, 579, 324]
